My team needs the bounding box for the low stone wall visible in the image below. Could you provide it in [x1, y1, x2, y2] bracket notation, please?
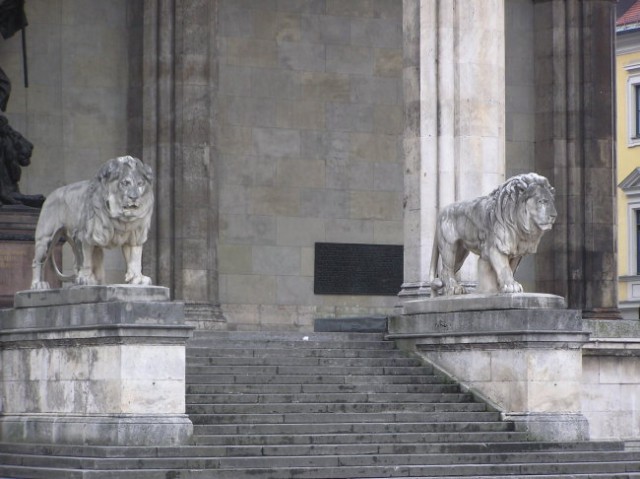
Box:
[582, 339, 640, 440]
[0, 285, 193, 446]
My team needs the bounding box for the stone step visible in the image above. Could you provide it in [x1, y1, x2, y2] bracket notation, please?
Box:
[3, 450, 639, 474]
[442, 476, 640, 479]
[185, 391, 474, 404]
[186, 355, 423, 367]
[185, 401, 487, 415]
[17, 439, 618, 459]
[185, 382, 461, 394]
[190, 431, 529, 446]
[178, 463, 640, 479]
[187, 338, 397, 350]
[3, 464, 640, 479]
[192, 331, 387, 342]
[185, 364, 434, 376]
[185, 373, 444, 384]
[192, 420, 518, 436]
[1, 449, 638, 469]
[215, 457, 640, 476]
[188, 411, 504, 425]
[187, 346, 410, 358]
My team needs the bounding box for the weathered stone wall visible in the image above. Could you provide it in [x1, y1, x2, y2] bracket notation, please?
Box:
[582, 347, 640, 440]
[0, 0, 131, 283]
[216, 0, 404, 329]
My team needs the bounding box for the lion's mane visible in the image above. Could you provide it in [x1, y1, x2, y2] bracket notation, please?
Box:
[80, 156, 154, 248]
[487, 172, 555, 256]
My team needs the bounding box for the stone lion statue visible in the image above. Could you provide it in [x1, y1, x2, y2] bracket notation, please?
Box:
[31, 156, 154, 290]
[430, 172, 557, 296]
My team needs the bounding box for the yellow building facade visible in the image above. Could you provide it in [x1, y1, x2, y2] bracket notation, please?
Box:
[617, 17, 640, 318]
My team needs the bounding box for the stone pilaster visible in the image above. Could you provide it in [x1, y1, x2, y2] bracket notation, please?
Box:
[129, 0, 224, 327]
[400, 0, 506, 298]
[533, 0, 620, 319]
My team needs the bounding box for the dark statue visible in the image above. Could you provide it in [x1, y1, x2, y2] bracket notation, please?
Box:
[0, 66, 43, 207]
[0, 114, 43, 207]
[0, 0, 41, 207]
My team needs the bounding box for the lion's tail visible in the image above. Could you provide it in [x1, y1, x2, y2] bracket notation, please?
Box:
[429, 231, 443, 293]
[46, 229, 78, 283]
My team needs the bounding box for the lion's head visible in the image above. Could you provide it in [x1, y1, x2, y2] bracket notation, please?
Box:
[97, 156, 154, 222]
[0, 115, 33, 169]
[492, 173, 557, 254]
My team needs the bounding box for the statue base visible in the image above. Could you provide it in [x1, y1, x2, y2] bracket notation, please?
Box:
[0, 207, 61, 307]
[388, 293, 590, 442]
[0, 285, 193, 446]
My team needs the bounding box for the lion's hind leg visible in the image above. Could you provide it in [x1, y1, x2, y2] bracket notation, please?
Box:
[477, 257, 499, 293]
[439, 240, 468, 296]
[31, 237, 52, 290]
[76, 242, 99, 286]
[31, 228, 60, 290]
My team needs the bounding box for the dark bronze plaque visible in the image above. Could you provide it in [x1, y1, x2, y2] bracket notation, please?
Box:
[314, 242, 403, 295]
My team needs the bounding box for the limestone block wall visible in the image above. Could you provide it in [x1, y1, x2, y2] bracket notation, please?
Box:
[2, 344, 186, 415]
[216, 0, 404, 329]
[582, 345, 640, 440]
[0, 0, 131, 283]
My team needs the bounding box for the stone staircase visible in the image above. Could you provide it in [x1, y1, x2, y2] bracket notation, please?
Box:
[1, 330, 640, 478]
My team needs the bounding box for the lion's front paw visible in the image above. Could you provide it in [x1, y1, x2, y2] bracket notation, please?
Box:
[76, 274, 98, 286]
[31, 281, 51, 290]
[126, 274, 152, 286]
[444, 280, 467, 296]
[501, 281, 523, 294]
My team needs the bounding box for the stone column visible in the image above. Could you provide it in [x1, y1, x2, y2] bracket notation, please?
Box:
[533, 0, 620, 319]
[129, 0, 223, 327]
[400, 0, 506, 298]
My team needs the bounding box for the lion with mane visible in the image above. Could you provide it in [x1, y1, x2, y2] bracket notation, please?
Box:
[31, 156, 154, 289]
[430, 173, 557, 295]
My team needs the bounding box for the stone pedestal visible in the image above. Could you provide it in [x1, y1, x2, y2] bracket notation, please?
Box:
[0, 285, 193, 446]
[389, 293, 590, 441]
[0, 207, 61, 307]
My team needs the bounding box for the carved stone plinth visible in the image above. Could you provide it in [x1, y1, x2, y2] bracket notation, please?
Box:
[0, 285, 193, 446]
[0, 207, 60, 307]
[389, 293, 590, 442]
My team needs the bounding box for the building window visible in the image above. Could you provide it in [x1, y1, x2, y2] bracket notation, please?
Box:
[636, 85, 640, 138]
[636, 209, 640, 274]
[626, 64, 640, 146]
